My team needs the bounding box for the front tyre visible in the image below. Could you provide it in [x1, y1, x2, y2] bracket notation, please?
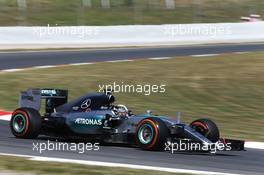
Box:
[10, 108, 41, 139]
[190, 118, 220, 142]
[136, 117, 169, 151]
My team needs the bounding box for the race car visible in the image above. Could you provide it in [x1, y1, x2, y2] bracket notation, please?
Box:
[10, 88, 244, 151]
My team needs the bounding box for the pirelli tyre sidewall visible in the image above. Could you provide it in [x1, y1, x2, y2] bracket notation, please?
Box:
[190, 118, 220, 143]
[10, 108, 41, 139]
[136, 117, 169, 151]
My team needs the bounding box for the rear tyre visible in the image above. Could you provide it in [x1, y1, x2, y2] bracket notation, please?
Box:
[190, 118, 220, 142]
[136, 117, 169, 151]
[10, 108, 41, 139]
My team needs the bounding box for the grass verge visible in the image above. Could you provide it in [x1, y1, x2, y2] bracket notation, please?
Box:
[0, 0, 264, 25]
[0, 156, 187, 175]
[0, 52, 264, 141]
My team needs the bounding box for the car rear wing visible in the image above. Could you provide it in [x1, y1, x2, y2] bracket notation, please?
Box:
[19, 88, 68, 114]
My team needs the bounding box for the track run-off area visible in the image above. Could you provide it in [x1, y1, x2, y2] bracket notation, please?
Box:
[1, 43, 264, 174]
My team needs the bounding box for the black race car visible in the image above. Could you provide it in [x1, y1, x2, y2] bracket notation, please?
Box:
[10, 88, 244, 152]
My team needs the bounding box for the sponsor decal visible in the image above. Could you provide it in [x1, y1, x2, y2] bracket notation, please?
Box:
[41, 89, 57, 95]
[75, 118, 102, 126]
[81, 99, 92, 109]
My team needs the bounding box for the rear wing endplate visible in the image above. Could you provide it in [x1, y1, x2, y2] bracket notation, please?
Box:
[19, 88, 68, 113]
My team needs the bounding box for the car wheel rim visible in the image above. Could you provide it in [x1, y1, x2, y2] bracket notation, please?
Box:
[13, 114, 26, 133]
[138, 124, 154, 144]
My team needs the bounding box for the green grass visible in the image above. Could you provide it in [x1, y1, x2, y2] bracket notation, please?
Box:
[0, 156, 188, 175]
[0, 0, 263, 26]
[1, 52, 264, 141]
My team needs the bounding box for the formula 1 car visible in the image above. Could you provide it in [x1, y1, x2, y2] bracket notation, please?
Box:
[10, 88, 244, 152]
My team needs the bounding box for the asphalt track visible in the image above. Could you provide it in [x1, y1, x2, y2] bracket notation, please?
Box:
[1, 43, 264, 174]
[1, 43, 264, 70]
[0, 120, 263, 175]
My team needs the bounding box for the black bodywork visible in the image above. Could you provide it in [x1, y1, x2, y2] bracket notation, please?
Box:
[16, 88, 244, 152]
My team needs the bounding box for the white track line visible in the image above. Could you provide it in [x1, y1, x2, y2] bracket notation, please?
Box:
[0, 52, 251, 73]
[234, 52, 251, 54]
[0, 153, 239, 175]
[191, 54, 220, 57]
[148, 57, 172, 60]
[69, 62, 95, 66]
[0, 54, 227, 73]
[33, 65, 57, 69]
[106, 59, 133, 63]
[0, 59, 135, 73]
[1, 69, 25, 72]
[245, 142, 264, 150]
